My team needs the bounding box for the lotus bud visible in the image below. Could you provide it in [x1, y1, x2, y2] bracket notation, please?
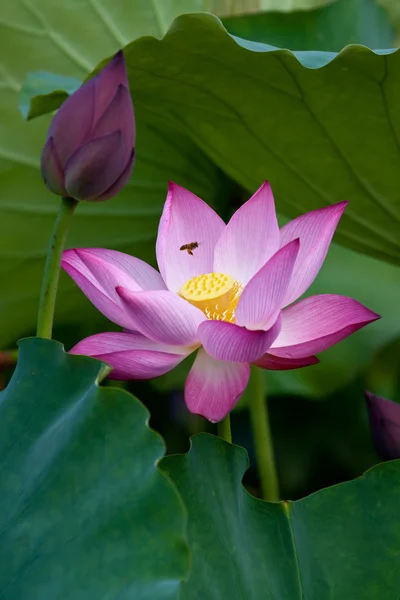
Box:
[41, 50, 135, 202]
[365, 391, 400, 461]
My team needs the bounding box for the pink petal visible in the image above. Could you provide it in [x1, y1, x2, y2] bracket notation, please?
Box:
[236, 239, 300, 330]
[71, 331, 188, 380]
[270, 294, 380, 358]
[40, 136, 67, 196]
[117, 287, 205, 345]
[62, 248, 165, 330]
[94, 149, 135, 202]
[156, 182, 225, 292]
[185, 348, 250, 422]
[198, 315, 281, 363]
[93, 50, 131, 123]
[47, 78, 95, 166]
[280, 201, 348, 306]
[64, 131, 125, 200]
[213, 182, 280, 285]
[253, 354, 319, 370]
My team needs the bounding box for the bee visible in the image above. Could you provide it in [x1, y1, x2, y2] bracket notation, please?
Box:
[180, 241, 200, 256]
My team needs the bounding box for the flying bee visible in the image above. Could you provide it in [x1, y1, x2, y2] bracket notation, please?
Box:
[180, 241, 200, 256]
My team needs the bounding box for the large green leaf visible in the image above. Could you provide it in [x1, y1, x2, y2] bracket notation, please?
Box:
[162, 433, 400, 599]
[223, 0, 394, 51]
[0, 337, 188, 599]
[0, 2, 226, 349]
[379, 0, 400, 42]
[26, 13, 400, 263]
[208, 0, 337, 15]
[119, 14, 400, 264]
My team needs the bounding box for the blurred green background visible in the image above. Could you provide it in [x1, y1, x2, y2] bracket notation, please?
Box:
[1, 0, 399, 500]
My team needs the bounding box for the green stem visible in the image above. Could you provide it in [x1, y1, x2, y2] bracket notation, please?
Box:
[249, 366, 279, 501]
[36, 196, 78, 339]
[217, 413, 232, 443]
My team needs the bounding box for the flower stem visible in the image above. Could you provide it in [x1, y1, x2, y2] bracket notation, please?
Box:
[217, 414, 232, 443]
[249, 365, 279, 501]
[36, 196, 78, 339]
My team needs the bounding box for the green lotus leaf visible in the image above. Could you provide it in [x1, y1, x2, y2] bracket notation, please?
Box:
[0, 337, 188, 599]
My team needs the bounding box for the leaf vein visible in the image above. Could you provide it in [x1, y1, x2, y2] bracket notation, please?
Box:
[272, 53, 400, 224]
[86, 0, 128, 46]
[20, 0, 93, 73]
[379, 56, 400, 171]
[283, 502, 304, 600]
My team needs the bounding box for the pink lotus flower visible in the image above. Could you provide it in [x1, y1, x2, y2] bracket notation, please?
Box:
[41, 51, 135, 202]
[62, 182, 379, 422]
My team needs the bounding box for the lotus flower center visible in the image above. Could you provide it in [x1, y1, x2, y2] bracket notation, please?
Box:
[180, 272, 243, 322]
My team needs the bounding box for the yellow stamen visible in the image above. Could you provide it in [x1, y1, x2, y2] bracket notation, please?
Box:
[180, 272, 243, 322]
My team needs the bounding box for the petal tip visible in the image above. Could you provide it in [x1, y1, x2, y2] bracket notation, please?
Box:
[113, 49, 124, 61]
[165, 180, 180, 204]
[370, 311, 381, 322]
[252, 180, 274, 202]
[334, 200, 349, 215]
[109, 49, 127, 71]
[361, 306, 381, 323]
[98, 49, 129, 90]
[117, 82, 128, 94]
[167, 180, 182, 194]
[260, 180, 272, 190]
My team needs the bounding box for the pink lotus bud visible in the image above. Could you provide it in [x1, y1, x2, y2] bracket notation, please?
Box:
[365, 391, 400, 461]
[41, 51, 135, 202]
